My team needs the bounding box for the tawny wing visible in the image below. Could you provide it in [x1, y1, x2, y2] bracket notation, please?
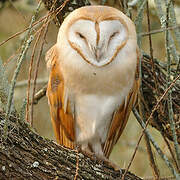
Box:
[46, 45, 75, 149]
[103, 49, 140, 158]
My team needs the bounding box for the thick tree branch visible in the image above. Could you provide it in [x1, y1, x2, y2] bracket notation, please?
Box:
[0, 113, 142, 180]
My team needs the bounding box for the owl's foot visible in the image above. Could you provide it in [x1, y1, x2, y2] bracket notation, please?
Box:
[96, 155, 121, 171]
[79, 145, 120, 171]
[82, 151, 120, 171]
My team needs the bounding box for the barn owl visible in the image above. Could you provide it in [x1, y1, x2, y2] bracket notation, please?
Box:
[46, 5, 139, 160]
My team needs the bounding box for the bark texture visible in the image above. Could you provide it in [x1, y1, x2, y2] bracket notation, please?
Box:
[0, 113, 142, 180]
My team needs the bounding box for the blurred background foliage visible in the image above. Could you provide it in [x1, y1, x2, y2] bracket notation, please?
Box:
[0, 0, 179, 179]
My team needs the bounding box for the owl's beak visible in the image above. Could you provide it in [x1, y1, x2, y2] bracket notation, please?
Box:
[90, 44, 103, 62]
[95, 47, 102, 62]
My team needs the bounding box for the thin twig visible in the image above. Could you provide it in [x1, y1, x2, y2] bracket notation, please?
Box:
[135, 0, 147, 46]
[167, 0, 180, 48]
[30, 0, 71, 126]
[30, 23, 49, 126]
[154, 0, 179, 63]
[139, 24, 180, 37]
[3, 36, 34, 139]
[146, 1, 159, 95]
[3, 1, 37, 126]
[26, 0, 42, 124]
[16, 79, 47, 88]
[165, 0, 180, 169]
[133, 108, 178, 179]
[27, 0, 70, 124]
[0, 1, 64, 47]
[144, 134, 160, 179]
[145, 4, 160, 178]
[162, 136, 180, 172]
[26, 33, 42, 124]
[8, 0, 27, 22]
[0, 15, 43, 47]
[122, 73, 180, 179]
[32, 86, 47, 105]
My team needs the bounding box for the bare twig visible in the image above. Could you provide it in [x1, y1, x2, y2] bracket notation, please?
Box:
[146, 1, 158, 95]
[16, 78, 47, 88]
[165, 0, 180, 169]
[29, 23, 49, 126]
[0, 15, 44, 47]
[162, 136, 180, 172]
[133, 108, 178, 179]
[145, 3, 160, 179]
[0, 0, 69, 47]
[26, 0, 42, 124]
[122, 73, 180, 179]
[30, 0, 71, 126]
[144, 134, 160, 179]
[32, 86, 47, 105]
[141, 52, 180, 143]
[140, 24, 180, 37]
[154, 0, 179, 64]
[4, 36, 34, 139]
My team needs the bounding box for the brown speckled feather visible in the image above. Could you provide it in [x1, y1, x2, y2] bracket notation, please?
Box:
[46, 45, 75, 149]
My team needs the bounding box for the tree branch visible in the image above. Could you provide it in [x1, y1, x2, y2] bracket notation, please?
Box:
[0, 112, 142, 180]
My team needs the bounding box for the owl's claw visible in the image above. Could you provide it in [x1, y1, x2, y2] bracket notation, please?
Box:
[82, 149, 120, 171]
[96, 155, 120, 171]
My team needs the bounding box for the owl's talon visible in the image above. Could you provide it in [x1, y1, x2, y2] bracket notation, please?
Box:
[95, 155, 120, 171]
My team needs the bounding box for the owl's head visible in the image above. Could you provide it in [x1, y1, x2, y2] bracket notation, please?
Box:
[57, 6, 137, 67]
